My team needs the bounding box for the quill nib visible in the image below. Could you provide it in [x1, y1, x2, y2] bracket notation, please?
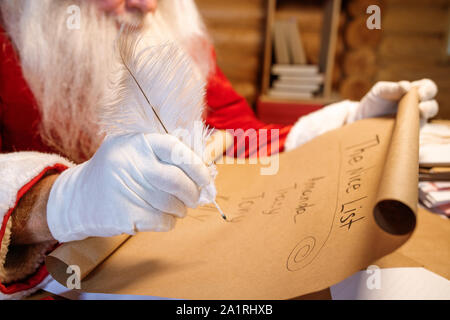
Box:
[213, 199, 227, 221]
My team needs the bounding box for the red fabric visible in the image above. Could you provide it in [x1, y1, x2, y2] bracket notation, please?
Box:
[257, 99, 324, 125]
[205, 62, 293, 158]
[0, 164, 68, 295]
[0, 27, 54, 155]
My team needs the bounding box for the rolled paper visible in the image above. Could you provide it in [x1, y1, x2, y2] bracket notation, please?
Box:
[374, 88, 420, 235]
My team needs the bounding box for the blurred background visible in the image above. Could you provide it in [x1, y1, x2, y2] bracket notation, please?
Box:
[195, 0, 450, 120]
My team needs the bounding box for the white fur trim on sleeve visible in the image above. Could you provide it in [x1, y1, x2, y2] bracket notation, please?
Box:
[0, 152, 74, 222]
[0, 151, 73, 300]
[0, 275, 53, 300]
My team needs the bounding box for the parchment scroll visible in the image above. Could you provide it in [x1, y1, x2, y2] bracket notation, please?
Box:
[47, 90, 421, 299]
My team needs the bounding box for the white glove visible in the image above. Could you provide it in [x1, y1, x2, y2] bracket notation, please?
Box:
[285, 79, 439, 151]
[47, 133, 212, 242]
[350, 79, 438, 122]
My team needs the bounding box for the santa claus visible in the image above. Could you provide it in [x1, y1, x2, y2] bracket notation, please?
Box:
[0, 0, 439, 299]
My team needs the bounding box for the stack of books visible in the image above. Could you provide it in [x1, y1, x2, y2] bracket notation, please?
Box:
[269, 18, 323, 100]
[419, 182, 450, 217]
[418, 123, 450, 218]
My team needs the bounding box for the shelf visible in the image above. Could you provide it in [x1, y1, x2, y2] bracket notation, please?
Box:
[261, 0, 342, 103]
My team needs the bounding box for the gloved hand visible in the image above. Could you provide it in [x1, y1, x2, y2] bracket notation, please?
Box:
[47, 133, 212, 242]
[284, 79, 439, 151]
[349, 79, 438, 122]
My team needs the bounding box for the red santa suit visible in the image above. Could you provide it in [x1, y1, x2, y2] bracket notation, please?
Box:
[0, 25, 294, 298]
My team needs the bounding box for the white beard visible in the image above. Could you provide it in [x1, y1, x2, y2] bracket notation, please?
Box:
[0, 0, 212, 163]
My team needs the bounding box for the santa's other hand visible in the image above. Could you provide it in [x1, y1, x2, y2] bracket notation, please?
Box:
[350, 79, 439, 121]
[284, 79, 438, 152]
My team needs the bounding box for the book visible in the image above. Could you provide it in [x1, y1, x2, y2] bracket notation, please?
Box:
[272, 80, 320, 93]
[272, 64, 319, 76]
[419, 123, 450, 167]
[273, 20, 290, 64]
[277, 74, 324, 85]
[419, 167, 450, 181]
[419, 181, 450, 214]
[284, 18, 306, 64]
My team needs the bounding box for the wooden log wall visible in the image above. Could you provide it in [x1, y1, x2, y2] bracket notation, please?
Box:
[340, 0, 449, 118]
[195, 0, 266, 106]
[377, 0, 450, 119]
[340, 0, 383, 101]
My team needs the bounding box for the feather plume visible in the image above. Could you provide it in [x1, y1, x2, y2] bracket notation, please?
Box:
[101, 26, 211, 154]
[100, 26, 217, 204]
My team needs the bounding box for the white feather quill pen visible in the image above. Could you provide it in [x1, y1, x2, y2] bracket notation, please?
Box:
[100, 26, 225, 219]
